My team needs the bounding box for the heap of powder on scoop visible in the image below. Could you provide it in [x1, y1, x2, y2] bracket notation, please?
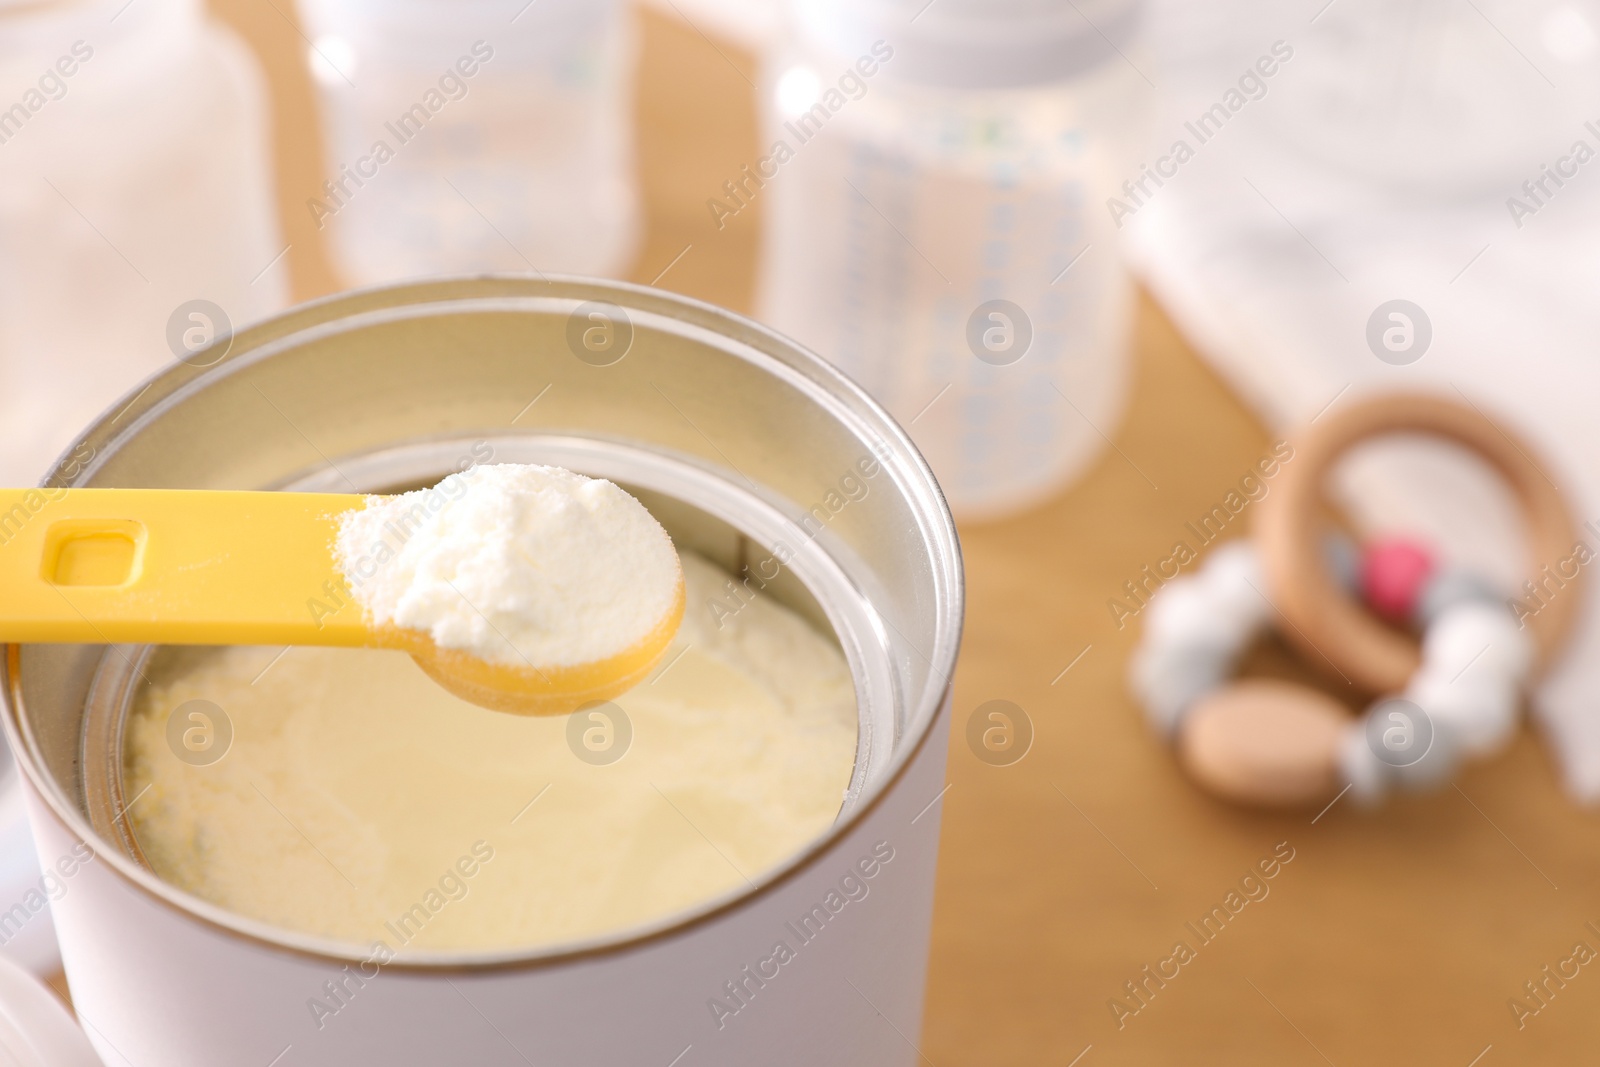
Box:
[334, 464, 682, 668]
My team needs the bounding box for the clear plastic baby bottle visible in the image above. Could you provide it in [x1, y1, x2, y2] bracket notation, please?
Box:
[297, 0, 641, 284]
[756, 0, 1148, 519]
[0, 0, 286, 486]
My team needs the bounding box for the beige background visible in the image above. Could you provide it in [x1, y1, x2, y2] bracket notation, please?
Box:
[112, 4, 1598, 1063]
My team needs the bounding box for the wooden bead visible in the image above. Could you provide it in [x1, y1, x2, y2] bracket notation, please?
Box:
[1178, 679, 1350, 808]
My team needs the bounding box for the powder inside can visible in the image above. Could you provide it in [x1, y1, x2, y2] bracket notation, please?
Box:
[122, 552, 859, 951]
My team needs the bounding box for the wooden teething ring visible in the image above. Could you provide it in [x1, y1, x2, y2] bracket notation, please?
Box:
[1256, 392, 1581, 694]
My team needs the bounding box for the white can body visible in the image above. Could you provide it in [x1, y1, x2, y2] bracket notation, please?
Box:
[4, 278, 962, 1065]
[30, 700, 948, 1064]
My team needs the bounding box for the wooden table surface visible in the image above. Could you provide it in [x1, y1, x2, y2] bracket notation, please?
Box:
[165, 5, 1600, 1063]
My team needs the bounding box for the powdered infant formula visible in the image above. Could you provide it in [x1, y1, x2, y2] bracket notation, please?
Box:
[122, 550, 859, 952]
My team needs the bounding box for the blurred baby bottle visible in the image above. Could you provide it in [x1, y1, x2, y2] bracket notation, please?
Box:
[297, 0, 641, 284]
[755, 0, 1149, 519]
[0, 0, 286, 486]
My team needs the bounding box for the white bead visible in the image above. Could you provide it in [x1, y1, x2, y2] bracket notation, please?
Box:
[1201, 538, 1265, 598]
[1130, 641, 1231, 737]
[1142, 543, 1271, 654]
[1199, 540, 1273, 637]
[1388, 713, 1465, 791]
[1339, 723, 1389, 805]
[1143, 577, 1234, 650]
[1406, 668, 1519, 756]
[1133, 543, 1275, 738]
[1423, 602, 1534, 686]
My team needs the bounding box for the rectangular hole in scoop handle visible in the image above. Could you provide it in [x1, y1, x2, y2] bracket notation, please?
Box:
[41, 520, 146, 587]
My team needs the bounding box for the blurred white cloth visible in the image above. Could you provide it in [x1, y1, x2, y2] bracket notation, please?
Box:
[1126, 0, 1600, 800]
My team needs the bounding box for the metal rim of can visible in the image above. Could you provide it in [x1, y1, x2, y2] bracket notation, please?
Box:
[0, 275, 964, 972]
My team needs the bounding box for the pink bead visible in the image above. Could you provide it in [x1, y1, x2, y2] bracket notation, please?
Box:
[1360, 537, 1435, 622]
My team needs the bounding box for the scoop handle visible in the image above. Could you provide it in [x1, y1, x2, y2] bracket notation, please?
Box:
[0, 488, 372, 647]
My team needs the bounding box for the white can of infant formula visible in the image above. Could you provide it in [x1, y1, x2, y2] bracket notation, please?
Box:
[2, 277, 962, 1066]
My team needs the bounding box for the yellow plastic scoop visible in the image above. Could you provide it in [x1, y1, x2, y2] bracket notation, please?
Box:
[0, 487, 685, 715]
